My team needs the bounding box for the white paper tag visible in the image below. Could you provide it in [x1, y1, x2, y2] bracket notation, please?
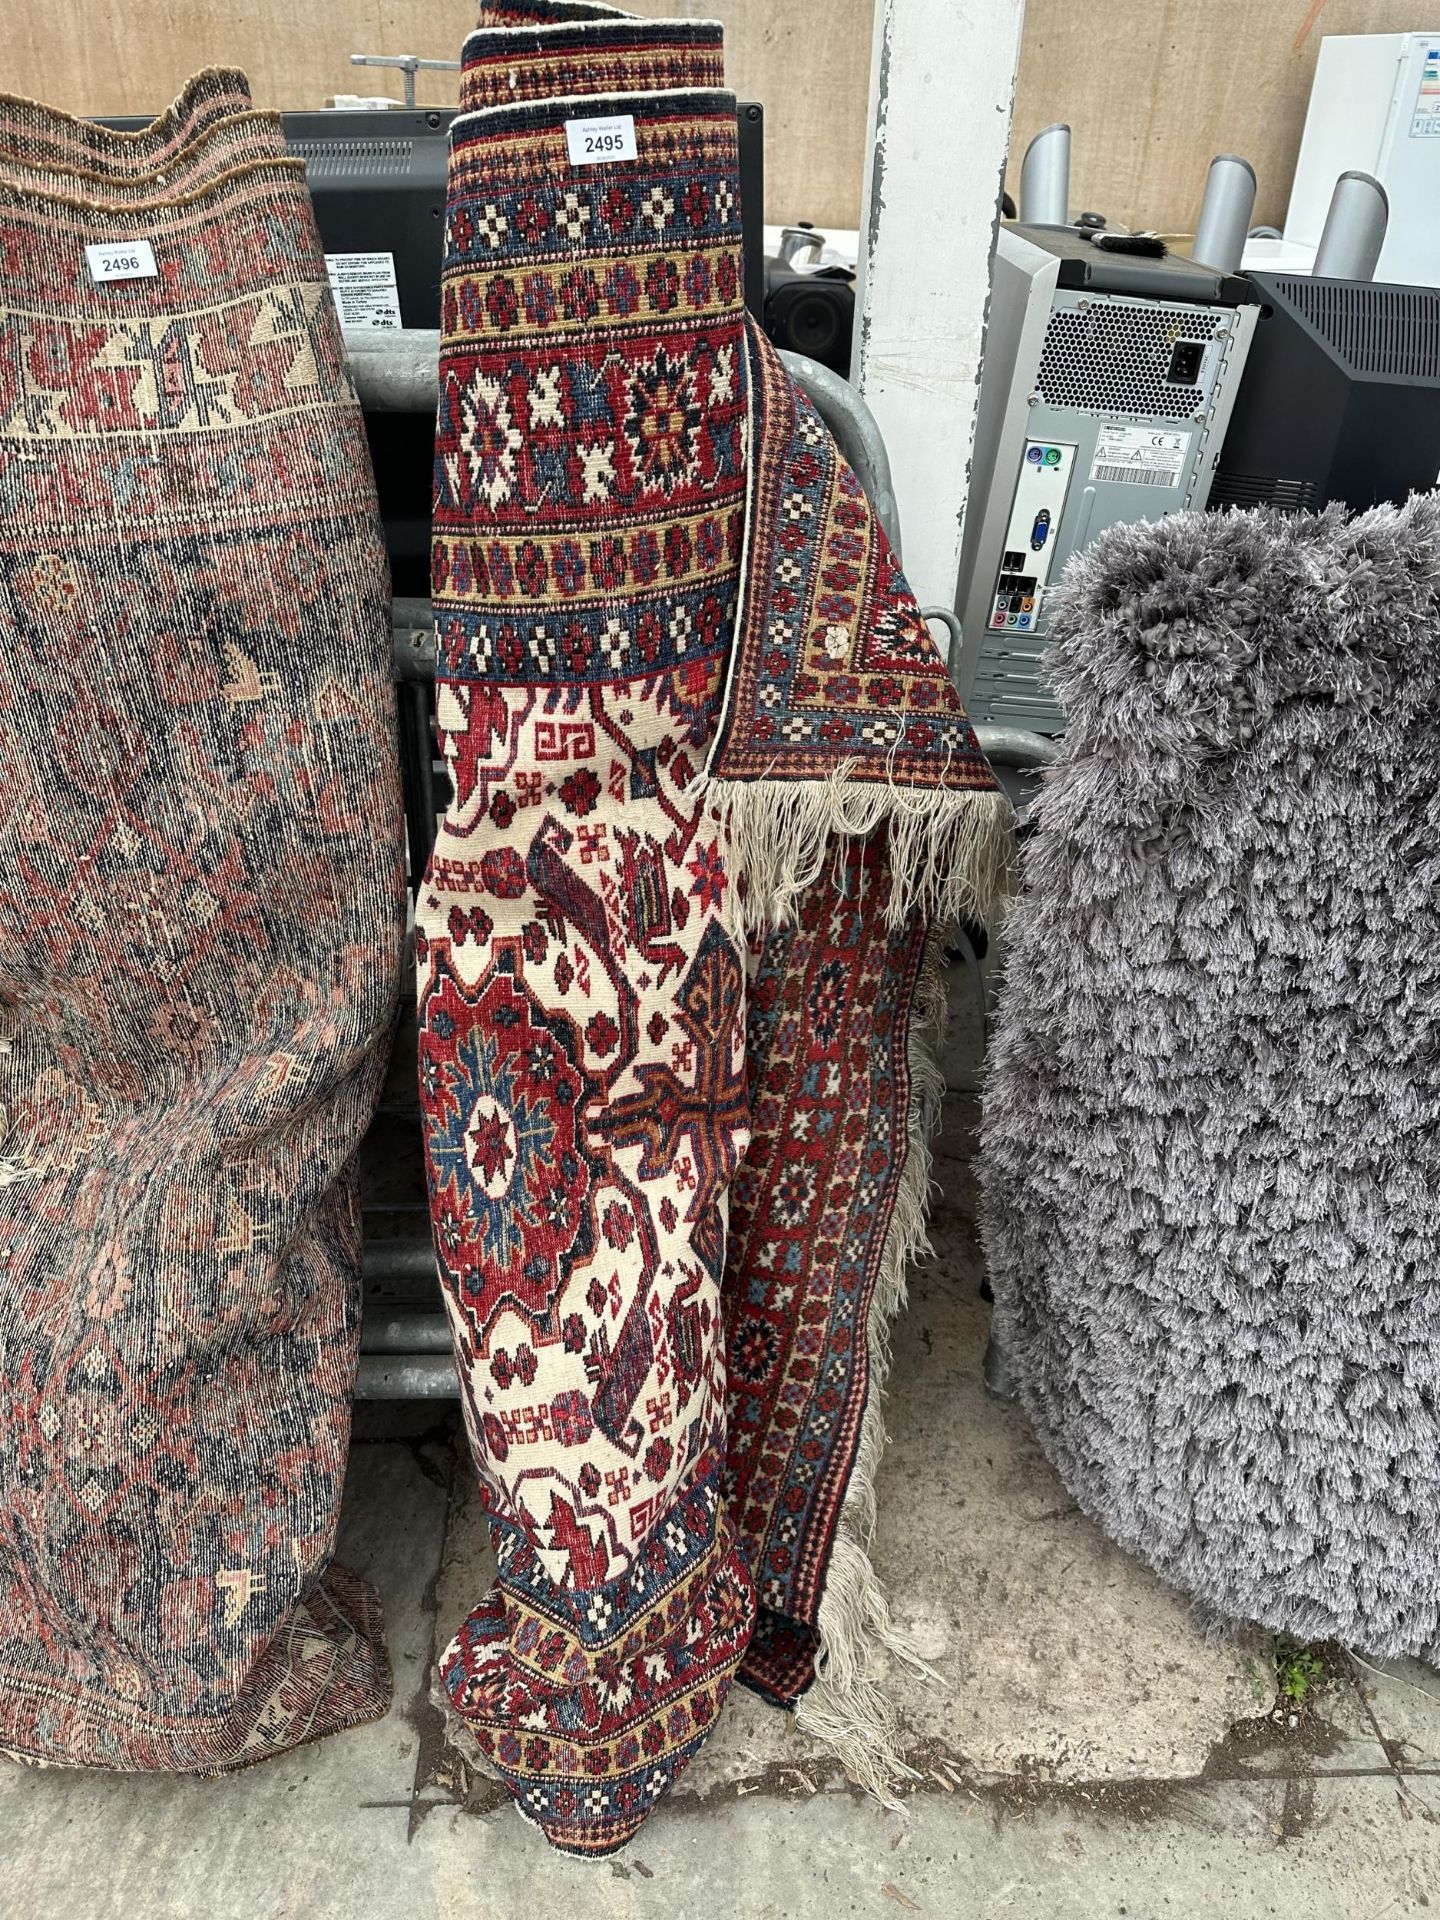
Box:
[85, 240, 158, 284]
[1089, 424, 1193, 488]
[325, 251, 402, 330]
[564, 113, 638, 166]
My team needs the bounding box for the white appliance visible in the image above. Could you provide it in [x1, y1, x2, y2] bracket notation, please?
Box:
[1239, 233, 1319, 274]
[1282, 31, 1440, 285]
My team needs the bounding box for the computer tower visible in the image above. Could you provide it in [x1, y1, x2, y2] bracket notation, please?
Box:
[954, 226, 1258, 733]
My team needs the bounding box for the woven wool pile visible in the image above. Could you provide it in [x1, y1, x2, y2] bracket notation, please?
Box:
[981, 498, 1440, 1657]
[0, 75, 406, 1769]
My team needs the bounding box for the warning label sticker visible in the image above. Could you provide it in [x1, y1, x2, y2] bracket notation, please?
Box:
[1412, 48, 1440, 135]
[325, 252, 402, 330]
[1089, 424, 1193, 488]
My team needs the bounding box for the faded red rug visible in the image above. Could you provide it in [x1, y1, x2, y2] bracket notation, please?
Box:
[0, 68, 258, 179]
[0, 93, 406, 1769]
[420, 1, 1010, 1857]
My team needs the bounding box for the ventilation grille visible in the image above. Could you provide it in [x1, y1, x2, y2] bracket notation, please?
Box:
[1036, 301, 1221, 417]
[1208, 472, 1320, 513]
[292, 139, 414, 177]
[1271, 276, 1440, 378]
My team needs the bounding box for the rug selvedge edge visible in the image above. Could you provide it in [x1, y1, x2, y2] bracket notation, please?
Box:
[789, 920, 951, 1800]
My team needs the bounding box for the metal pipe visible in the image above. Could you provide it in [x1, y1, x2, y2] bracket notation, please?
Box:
[361, 1311, 452, 1354]
[356, 1354, 459, 1399]
[1018, 123, 1071, 227]
[391, 596, 438, 681]
[776, 348, 901, 556]
[363, 1238, 438, 1285]
[982, 1332, 1021, 1401]
[970, 723, 1062, 769]
[346, 328, 442, 412]
[1190, 154, 1256, 272]
[921, 605, 961, 668]
[1312, 171, 1389, 282]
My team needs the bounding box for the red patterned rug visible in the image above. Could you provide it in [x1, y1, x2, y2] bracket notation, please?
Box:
[420, 1, 1011, 1857]
[0, 94, 406, 1769]
[421, 36, 755, 1853]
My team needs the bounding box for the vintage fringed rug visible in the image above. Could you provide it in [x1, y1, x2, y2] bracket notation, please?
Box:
[980, 499, 1440, 1657]
[0, 92, 407, 1769]
[419, 1, 1010, 1855]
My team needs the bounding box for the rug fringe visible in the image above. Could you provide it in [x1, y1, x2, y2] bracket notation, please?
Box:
[705, 774, 1014, 940]
[793, 928, 951, 1802]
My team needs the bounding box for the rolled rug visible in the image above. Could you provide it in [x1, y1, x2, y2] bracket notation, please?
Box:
[979, 501, 1440, 1658]
[0, 110, 289, 208]
[420, 0, 1010, 1855]
[0, 107, 407, 1770]
[0, 69, 258, 178]
[459, 8, 725, 108]
[422, 43, 755, 1857]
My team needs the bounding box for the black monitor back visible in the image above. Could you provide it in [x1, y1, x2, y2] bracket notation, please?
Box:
[1211, 272, 1440, 515]
[285, 109, 451, 328]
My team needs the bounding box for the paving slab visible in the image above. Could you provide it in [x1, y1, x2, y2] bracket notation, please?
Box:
[1, 1744, 1430, 1920]
[1205, 1667, 1391, 1783]
[0, 1442, 450, 1920]
[863, 1216, 1264, 1784]
[408, 1773, 1440, 1920]
[1351, 1655, 1440, 1776]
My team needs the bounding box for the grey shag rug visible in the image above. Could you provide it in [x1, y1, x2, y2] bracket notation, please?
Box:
[979, 495, 1440, 1657]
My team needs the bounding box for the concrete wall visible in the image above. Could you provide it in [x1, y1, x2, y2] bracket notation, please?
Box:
[853, 0, 1026, 611]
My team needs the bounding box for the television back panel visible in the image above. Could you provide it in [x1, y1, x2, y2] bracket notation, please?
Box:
[283, 109, 451, 330]
[1211, 271, 1440, 513]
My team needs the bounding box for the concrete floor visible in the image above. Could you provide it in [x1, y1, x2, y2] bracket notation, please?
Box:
[4, 972, 1440, 1916]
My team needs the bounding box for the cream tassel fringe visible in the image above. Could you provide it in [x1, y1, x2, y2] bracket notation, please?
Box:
[704, 773, 1015, 940]
[792, 928, 952, 1802]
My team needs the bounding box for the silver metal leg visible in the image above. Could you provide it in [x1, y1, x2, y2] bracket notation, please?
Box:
[775, 347, 901, 557]
[356, 1353, 459, 1399]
